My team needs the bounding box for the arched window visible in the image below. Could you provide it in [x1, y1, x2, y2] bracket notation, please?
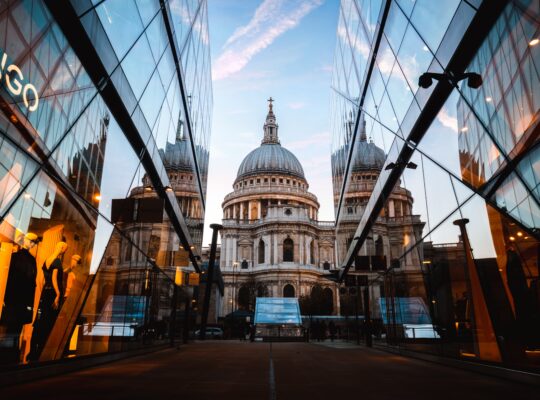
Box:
[310, 240, 315, 264]
[283, 284, 295, 298]
[323, 288, 334, 315]
[375, 236, 384, 256]
[258, 239, 265, 264]
[238, 286, 250, 310]
[241, 259, 248, 269]
[323, 261, 330, 270]
[283, 238, 294, 262]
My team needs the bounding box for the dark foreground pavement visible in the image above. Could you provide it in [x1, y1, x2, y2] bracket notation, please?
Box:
[1, 341, 538, 400]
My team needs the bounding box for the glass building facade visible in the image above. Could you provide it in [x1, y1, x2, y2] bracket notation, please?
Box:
[0, 0, 211, 367]
[331, 0, 540, 372]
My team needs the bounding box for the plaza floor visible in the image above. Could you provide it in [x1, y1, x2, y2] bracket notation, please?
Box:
[1, 341, 538, 400]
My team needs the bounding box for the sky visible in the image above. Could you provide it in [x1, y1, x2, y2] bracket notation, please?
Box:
[202, 0, 340, 245]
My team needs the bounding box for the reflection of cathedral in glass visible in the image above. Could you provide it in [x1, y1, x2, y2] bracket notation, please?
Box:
[332, 114, 425, 317]
[0, 0, 212, 366]
[95, 123, 204, 326]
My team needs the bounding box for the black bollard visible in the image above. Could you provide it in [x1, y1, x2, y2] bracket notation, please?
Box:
[199, 223, 223, 340]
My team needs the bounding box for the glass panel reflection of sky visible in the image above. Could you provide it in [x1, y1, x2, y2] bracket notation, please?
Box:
[254, 298, 302, 325]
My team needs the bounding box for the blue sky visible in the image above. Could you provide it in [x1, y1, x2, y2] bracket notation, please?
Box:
[203, 0, 340, 245]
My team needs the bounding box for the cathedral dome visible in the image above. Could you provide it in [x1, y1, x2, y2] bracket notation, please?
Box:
[237, 143, 305, 180]
[160, 134, 193, 171]
[332, 117, 386, 174]
[353, 140, 385, 171]
[236, 98, 305, 181]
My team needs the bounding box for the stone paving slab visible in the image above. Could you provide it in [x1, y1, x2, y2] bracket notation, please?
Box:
[0, 341, 538, 400]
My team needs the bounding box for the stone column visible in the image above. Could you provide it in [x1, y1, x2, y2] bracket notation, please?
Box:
[232, 237, 237, 265]
[264, 236, 270, 264]
[273, 234, 278, 265]
[233, 204, 237, 219]
[226, 236, 232, 267]
[298, 234, 303, 264]
[253, 238, 258, 266]
[257, 201, 261, 219]
[239, 203, 244, 220]
[221, 236, 227, 267]
[306, 236, 311, 265]
[388, 200, 395, 218]
[314, 239, 319, 267]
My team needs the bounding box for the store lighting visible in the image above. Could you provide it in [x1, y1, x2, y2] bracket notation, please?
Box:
[485, 96, 492, 102]
[23, 193, 31, 199]
[509, 236, 515, 241]
[165, 185, 173, 193]
[94, 194, 101, 201]
[517, 231, 523, 237]
[529, 38, 539, 46]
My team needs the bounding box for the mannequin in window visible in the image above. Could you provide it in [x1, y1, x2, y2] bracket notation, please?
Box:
[0, 233, 38, 364]
[63, 254, 80, 301]
[28, 241, 67, 361]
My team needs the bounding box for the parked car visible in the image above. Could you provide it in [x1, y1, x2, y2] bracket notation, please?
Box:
[194, 327, 224, 339]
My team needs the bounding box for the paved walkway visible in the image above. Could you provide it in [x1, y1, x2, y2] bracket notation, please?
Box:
[1, 341, 538, 400]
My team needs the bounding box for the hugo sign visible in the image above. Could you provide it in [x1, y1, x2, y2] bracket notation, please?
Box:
[0, 51, 39, 112]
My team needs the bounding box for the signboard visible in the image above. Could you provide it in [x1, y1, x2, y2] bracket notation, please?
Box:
[0, 50, 39, 111]
[175, 267, 184, 286]
[188, 272, 200, 286]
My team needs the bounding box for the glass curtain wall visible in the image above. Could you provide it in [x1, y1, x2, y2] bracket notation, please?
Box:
[331, 0, 540, 372]
[0, 0, 211, 368]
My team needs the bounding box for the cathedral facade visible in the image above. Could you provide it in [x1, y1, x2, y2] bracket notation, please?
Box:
[218, 100, 425, 319]
[218, 100, 338, 317]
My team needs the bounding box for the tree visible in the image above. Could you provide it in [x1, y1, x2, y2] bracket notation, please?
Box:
[299, 285, 333, 316]
[237, 276, 268, 311]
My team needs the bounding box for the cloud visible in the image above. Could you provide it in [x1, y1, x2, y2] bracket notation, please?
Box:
[337, 25, 370, 60]
[212, 0, 323, 81]
[437, 107, 458, 133]
[169, 0, 209, 45]
[288, 102, 306, 110]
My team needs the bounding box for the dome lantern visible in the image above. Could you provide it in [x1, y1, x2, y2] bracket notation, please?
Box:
[262, 97, 279, 144]
[235, 98, 306, 182]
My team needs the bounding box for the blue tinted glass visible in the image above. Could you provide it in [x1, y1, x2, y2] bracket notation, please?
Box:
[254, 298, 302, 325]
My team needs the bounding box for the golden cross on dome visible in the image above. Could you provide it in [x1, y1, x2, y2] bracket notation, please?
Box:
[268, 97, 274, 111]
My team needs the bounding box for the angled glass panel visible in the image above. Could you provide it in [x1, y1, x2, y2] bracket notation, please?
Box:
[409, 0, 460, 52]
[121, 33, 156, 101]
[95, 0, 144, 60]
